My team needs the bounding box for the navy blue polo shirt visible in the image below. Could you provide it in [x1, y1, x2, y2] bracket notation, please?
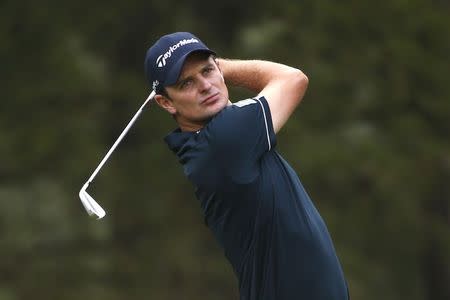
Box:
[165, 96, 348, 300]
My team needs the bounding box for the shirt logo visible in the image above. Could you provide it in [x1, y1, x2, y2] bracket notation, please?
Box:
[233, 99, 257, 107]
[156, 38, 199, 68]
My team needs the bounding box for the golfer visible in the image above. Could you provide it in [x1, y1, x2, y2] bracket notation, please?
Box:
[145, 32, 349, 300]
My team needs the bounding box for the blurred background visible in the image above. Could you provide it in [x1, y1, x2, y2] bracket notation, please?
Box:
[1, 0, 449, 299]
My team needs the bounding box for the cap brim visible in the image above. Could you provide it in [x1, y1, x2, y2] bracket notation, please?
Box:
[164, 49, 215, 88]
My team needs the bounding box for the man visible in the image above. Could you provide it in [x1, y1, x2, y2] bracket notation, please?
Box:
[145, 32, 349, 300]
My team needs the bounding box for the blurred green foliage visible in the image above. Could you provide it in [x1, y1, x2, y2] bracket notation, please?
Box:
[0, 0, 449, 299]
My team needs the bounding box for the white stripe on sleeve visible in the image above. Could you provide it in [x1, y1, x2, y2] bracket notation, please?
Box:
[255, 98, 271, 151]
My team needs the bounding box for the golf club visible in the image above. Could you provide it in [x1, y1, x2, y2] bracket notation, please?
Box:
[79, 90, 156, 219]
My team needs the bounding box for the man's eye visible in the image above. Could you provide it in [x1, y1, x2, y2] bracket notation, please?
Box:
[203, 67, 213, 75]
[180, 80, 193, 89]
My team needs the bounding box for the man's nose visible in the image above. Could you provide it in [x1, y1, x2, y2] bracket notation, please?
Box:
[198, 76, 212, 93]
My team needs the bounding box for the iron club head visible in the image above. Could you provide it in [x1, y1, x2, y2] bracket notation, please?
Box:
[79, 183, 106, 219]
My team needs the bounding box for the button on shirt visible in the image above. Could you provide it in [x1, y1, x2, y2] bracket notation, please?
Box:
[165, 96, 349, 300]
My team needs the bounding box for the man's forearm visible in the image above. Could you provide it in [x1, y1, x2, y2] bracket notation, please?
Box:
[216, 58, 301, 94]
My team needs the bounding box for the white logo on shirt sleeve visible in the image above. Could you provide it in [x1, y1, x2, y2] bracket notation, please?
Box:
[233, 99, 257, 107]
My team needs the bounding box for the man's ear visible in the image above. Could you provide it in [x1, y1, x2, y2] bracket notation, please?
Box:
[214, 58, 225, 82]
[154, 94, 176, 115]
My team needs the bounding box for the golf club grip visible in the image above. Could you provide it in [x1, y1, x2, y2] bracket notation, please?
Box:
[87, 91, 156, 183]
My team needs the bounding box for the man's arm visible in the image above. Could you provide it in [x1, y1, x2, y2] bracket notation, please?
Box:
[216, 58, 308, 134]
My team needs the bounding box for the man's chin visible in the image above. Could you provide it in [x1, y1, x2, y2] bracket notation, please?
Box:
[200, 109, 223, 124]
[211, 101, 228, 115]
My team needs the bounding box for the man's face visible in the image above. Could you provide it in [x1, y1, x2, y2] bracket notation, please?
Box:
[156, 53, 230, 131]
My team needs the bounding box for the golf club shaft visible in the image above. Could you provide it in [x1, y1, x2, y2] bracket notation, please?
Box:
[87, 90, 156, 184]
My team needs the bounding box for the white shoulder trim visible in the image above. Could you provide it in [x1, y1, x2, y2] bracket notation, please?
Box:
[254, 98, 271, 151]
[233, 98, 257, 107]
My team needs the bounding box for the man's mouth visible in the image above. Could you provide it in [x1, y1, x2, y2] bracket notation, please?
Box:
[201, 93, 219, 105]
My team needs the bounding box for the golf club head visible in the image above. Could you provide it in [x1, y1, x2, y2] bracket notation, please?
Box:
[79, 183, 106, 219]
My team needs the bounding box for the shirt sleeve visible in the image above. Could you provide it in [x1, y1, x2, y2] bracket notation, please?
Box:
[206, 96, 277, 183]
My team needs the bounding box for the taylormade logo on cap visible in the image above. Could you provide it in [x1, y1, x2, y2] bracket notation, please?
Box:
[156, 38, 200, 67]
